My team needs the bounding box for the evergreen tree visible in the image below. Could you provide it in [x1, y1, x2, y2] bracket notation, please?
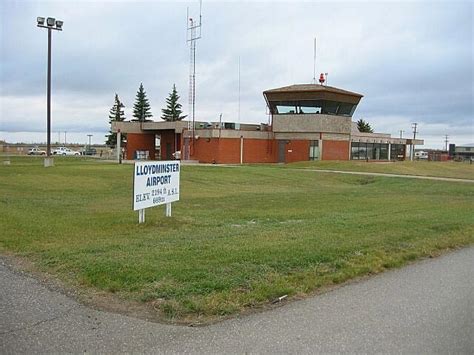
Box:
[132, 83, 153, 121]
[356, 118, 374, 133]
[161, 84, 187, 121]
[105, 93, 126, 147]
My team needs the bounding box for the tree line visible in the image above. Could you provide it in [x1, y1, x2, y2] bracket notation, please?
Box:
[106, 83, 186, 147]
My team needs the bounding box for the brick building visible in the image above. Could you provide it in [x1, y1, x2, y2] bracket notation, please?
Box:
[111, 84, 423, 163]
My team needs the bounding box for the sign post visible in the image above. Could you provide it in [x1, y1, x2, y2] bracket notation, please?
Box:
[133, 161, 180, 223]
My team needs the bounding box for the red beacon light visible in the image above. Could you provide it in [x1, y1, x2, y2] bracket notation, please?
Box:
[319, 73, 325, 85]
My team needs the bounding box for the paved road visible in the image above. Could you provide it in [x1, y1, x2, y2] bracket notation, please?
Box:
[1, 247, 473, 353]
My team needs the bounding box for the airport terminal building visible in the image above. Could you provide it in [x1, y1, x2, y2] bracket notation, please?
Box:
[111, 84, 423, 163]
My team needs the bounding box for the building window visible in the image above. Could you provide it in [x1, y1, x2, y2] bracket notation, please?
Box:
[390, 144, 405, 160]
[351, 142, 390, 160]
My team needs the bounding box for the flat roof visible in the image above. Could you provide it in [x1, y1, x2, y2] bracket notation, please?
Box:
[263, 84, 363, 98]
[263, 84, 363, 106]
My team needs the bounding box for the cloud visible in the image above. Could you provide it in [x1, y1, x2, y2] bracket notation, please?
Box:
[1, 0, 472, 149]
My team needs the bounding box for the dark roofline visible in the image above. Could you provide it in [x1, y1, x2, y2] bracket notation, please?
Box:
[263, 84, 363, 98]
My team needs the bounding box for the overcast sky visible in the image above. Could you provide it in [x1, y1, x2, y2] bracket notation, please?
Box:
[1, 0, 472, 148]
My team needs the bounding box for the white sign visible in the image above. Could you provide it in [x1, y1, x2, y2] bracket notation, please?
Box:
[133, 161, 180, 211]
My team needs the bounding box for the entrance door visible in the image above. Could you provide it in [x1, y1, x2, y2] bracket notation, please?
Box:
[166, 143, 172, 160]
[309, 140, 319, 160]
[278, 140, 286, 163]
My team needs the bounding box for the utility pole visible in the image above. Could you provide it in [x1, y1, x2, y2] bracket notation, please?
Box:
[444, 134, 449, 152]
[411, 123, 418, 161]
[399, 130, 404, 139]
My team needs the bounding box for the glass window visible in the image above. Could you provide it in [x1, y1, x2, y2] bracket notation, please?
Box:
[337, 103, 355, 116]
[379, 144, 389, 160]
[391, 144, 405, 160]
[275, 105, 296, 114]
[322, 101, 339, 115]
[351, 142, 360, 160]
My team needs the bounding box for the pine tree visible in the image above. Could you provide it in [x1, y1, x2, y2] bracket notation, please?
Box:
[132, 83, 153, 122]
[161, 84, 187, 122]
[105, 93, 126, 147]
[357, 118, 374, 133]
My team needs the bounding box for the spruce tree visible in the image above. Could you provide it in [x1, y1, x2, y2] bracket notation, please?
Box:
[356, 118, 374, 133]
[105, 93, 126, 147]
[161, 84, 187, 121]
[132, 83, 153, 122]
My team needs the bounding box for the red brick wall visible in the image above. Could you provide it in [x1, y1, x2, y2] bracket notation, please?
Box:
[243, 139, 278, 163]
[126, 133, 156, 160]
[191, 138, 278, 164]
[190, 138, 220, 163]
[285, 140, 310, 163]
[322, 140, 349, 160]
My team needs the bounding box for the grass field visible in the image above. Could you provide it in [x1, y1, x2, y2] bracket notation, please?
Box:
[1, 157, 473, 323]
[287, 160, 474, 180]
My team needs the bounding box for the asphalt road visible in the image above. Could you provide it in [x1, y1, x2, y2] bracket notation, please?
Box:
[1, 247, 473, 353]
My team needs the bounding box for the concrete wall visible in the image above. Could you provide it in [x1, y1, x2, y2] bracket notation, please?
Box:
[273, 114, 351, 134]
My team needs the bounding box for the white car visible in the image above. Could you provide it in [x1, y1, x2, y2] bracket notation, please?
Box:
[53, 147, 80, 156]
[27, 147, 46, 155]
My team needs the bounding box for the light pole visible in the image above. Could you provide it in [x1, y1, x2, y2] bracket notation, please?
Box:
[87, 134, 93, 154]
[37, 16, 63, 167]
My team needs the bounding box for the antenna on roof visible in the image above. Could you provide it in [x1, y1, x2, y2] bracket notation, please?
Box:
[312, 37, 317, 84]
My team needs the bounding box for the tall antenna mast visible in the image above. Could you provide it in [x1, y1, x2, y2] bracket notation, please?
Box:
[312, 37, 316, 84]
[238, 56, 241, 126]
[187, 0, 202, 150]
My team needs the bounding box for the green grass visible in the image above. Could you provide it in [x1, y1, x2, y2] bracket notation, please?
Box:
[1, 157, 473, 322]
[286, 160, 474, 180]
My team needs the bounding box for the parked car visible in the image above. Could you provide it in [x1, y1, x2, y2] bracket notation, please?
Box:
[415, 151, 428, 160]
[52, 147, 80, 156]
[27, 147, 46, 155]
[80, 147, 97, 156]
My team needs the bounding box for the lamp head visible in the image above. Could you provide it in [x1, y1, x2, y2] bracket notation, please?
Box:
[46, 17, 55, 26]
[55, 20, 63, 29]
[37, 17, 45, 26]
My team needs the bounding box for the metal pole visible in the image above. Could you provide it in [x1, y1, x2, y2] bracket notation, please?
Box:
[166, 203, 172, 217]
[139, 209, 145, 223]
[240, 136, 244, 164]
[47, 28, 52, 157]
[116, 131, 122, 163]
[411, 123, 418, 161]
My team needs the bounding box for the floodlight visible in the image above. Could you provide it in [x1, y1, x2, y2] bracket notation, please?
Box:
[46, 17, 55, 26]
[55, 20, 63, 29]
[37, 17, 45, 25]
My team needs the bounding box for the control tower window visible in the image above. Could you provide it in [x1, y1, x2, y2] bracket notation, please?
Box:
[322, 101, 339, 115]
[337, 103, 356, 116]
[275, 105, 297, 114]
[271, 100, 356, 117]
